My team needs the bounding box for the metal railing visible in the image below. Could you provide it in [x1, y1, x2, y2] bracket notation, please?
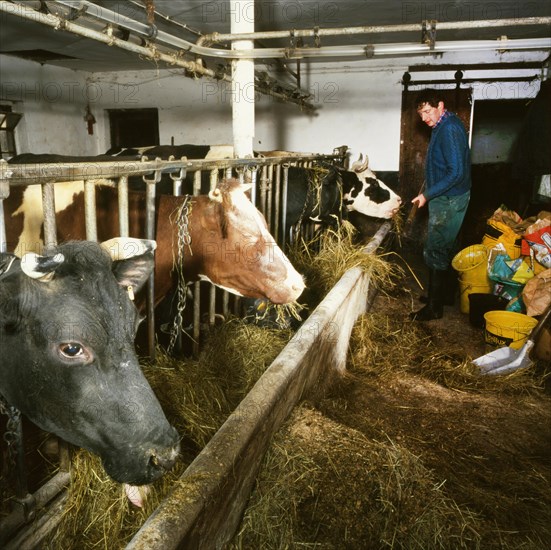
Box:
[0, 148, 346, 545]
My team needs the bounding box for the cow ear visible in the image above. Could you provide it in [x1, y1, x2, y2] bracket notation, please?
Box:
[100, 237, 156, 260]
[111, 253, 155, 296]
[101, 238, 156, 296]
[239, 182, 253, 194]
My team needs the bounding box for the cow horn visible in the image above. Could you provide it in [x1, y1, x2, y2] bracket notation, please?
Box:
[209, 188, 223, 203]
[100, 238, 157, 261]
[353, 153, 369, 173]
[21, 252, 64, 281]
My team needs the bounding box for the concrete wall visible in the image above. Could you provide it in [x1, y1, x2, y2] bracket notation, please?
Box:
[0, 49, 546, 171]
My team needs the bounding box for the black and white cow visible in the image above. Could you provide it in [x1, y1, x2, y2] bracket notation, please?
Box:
[341, 154, 402, 219]
[283, 158, 401, 242]
[0, 238, 180, 485]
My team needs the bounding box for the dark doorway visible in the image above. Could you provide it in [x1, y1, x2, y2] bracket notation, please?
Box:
[108, 108, 159, 149]
[466, 99, 534, 245]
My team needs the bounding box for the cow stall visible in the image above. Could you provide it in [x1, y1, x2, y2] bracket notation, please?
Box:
[0, 147, 397, 548]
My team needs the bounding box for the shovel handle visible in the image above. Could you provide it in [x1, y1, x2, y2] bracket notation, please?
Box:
[527, 303, 551, 348]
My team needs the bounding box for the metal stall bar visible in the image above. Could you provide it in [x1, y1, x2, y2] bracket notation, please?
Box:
[118, 175, 130, 237]
[0, 161, 9, 252]
[167, 164, 187, 355]
[143, 167, 161, 360]
[192, 170, 202, 356]
[265, 164, 274, 231]
[249, 165, 258, 206]
[209, 169, 219, 328]
[273, 164, 282, 242]
[41, 182, 57, 253]
[259, 165, 268, 216]
[0, 201, 6, 253]
[281, 164, 290, 249]
[84, 180, 98, 241]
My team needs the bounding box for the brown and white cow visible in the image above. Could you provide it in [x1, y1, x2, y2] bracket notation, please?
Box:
[3, 176, 305, 306]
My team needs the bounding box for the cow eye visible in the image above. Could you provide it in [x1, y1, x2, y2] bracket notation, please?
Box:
[59, 342, 84, 358]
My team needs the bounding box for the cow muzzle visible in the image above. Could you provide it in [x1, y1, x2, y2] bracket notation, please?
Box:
[101, 428, 180, 485]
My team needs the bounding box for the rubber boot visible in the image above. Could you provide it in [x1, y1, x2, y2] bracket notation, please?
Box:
[410, 269, 445, 321]
[419, 266, 457, 306]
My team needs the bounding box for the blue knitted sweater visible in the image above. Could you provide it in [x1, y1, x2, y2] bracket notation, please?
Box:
[425, 111, 471, 200]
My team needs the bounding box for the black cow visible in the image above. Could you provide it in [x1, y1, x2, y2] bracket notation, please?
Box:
[284, 164, 343, 241]
[0, 238, 180, 484]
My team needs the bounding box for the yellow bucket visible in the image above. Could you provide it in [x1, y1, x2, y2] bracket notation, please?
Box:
[452, 245, 492, 313]
[484, 311, 538, 350]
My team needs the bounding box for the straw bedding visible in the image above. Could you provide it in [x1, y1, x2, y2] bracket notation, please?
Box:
[3, 220, 549, 549]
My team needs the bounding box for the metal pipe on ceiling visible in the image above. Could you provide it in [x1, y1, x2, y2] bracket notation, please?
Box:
[200, 16, 551, 43]
[0, 1, 314, 110]
[30, 2, 551, 59]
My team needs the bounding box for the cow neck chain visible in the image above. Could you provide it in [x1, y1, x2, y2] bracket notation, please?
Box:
[167, 194, 192, 354]
[0, 392, 22, 471]
[293, 167, 327, 241]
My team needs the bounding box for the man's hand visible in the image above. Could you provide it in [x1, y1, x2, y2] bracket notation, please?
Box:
[411, 193, 427, 208]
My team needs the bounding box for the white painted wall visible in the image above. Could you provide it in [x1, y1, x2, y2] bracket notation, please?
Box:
[1, 48, 547, 171]
[0, 55, 97, 155]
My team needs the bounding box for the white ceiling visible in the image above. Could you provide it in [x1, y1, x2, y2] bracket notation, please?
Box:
[1, 0, 550, 72]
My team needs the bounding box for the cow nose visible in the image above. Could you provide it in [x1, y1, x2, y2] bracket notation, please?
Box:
[149, 445, 179, 472]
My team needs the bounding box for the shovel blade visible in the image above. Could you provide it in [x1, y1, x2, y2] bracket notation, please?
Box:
[473, 341, 535, 375]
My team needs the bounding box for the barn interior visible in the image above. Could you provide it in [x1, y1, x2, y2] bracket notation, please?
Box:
[1, 1, 551, 549]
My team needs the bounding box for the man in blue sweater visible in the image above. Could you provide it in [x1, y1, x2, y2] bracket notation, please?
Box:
[410, 89, 471, 321]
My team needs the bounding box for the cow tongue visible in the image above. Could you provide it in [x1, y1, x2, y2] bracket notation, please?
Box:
[124, 483, 151, 508]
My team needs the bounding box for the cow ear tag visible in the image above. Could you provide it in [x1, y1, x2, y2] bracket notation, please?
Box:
[127, 285, 135, 301]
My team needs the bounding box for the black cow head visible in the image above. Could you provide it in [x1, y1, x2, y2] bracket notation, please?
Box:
[0, 238, 180, 485]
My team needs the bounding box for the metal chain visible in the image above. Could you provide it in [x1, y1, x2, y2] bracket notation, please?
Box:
[167, 195, 192, 354]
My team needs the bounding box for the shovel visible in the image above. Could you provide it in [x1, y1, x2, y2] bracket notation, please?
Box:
[473, 304, 551, 375]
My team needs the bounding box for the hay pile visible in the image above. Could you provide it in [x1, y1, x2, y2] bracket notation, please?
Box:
[232, 404, 481, 549]
[229, 303, 551, 549]
[289, 220, 400, 306]
[44, 319, 292, 549]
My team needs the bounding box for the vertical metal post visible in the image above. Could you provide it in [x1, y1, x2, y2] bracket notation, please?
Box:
[259, 165, 268, 219]
[84, 180, 97, 241]
[0, 163, 9, 253]
[281, 164, 290, 248]
[266, 164, 274, 231]
[41, 182, 57, 253]
[145, 172, 159, 360]
[193, 170, 202, 356]
[273, 164, 281, 243]
[118, 175, 129, 237]
[249, 166, 258, 205]
[0, 200, 6, 253]
[209, 169, 218, 327]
